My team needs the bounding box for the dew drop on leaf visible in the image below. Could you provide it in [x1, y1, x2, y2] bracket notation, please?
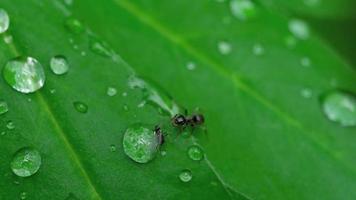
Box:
[3, 34, 13, 44]
[321, 91, 356, 127]
[110, 145, 117, 152]
[65, 17, 84, 34]
[288, 19, 310, 40]
[179, 169, 192, 183]
[230, 0, 256, 21]
[186, 62, 196, 71]
[73, 101, 88, 113]
[11, 147, 41, 177]
[89, 39, 112, 58]
[6, 120, 15, 130]
[252, 43, 265, 56]
[0, 100, 9, 115]
[300, 57, 311, 67]
[20, 192, 27, 200]
[217, 41, 232, 55]
[50, 55, 69, 75]
[107, 87, 117, 97]
[123, 124, 159, 164]
[0, 8, 10, 34]
[187, 145, 204, 161]
[3, 57, 45, 94]
[300, 88, 313, 99]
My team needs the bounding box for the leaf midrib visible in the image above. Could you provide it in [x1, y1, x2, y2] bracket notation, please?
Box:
[113, 0, 356, 176]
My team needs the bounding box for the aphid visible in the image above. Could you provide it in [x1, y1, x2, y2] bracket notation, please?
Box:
[154, 125, 165, 146]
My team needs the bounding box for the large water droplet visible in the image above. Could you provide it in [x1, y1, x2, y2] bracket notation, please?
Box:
[50, 55, 69, 75]
[179, 169, 192, 182]
[187, 145, 204, 161]
[321, 91, 356, 127]
[230, 0, 256, 21]
[0, 100, 9, 115]
[128, 76, 181, 117]
[288, 19, 310, 40]
[123, 124, 159, 163]
[217, 41, 232, 55]
[107, 87, 117, 97]
[11, 147, 41, 177]
[3, 57, 45, 94]
[65, 18, 84, 34]
[0, 9, 10, 34]
[73, 101, 88, 113]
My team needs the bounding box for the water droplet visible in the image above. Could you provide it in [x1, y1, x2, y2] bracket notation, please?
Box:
[0, 100, 9, 115]
[217, 41, 232, 55]
[301, 88, 313, 99]
[89, 39, 112, 57]
[128, 76, 181, 117]
[230, 0, 256, 21]
[107, 87, 117, 97]
[160, 150, 167, 156]
[123, 104, 129, 111]
[321, 91, 356, 127]
[80, 51, 86, 56]
[252, 43, 264, 56]
[65, 18, 84, 34]
[304, 0, 320, 7]
[186, 62, 196, 71]
[3, 35, 13, 44]
[50, 89, 56, 94]
[64, 0, 73, 6]
[1, 131, 6, 136]
[110, 145, 117, 152]
[179, 169, 192, 182]
[6, 120, 15, 130]
[50, 55, 69, 75]
[122, 92, 128, 97]
[300, 57, 311, 67]
[187, 145, 204, 161]
[3, 57, 45, 94]
[11, 147, 41, 177]
[123, 124, 159, 163]
[20, 192, 27, 200]
[73, 101, 88, 113]
[0, 9, 10, 34]
[288, 19, 310, 40]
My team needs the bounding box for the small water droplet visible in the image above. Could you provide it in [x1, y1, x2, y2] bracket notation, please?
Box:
[110, 145, 117, 152]
[3, 34, 13, 44]
[1, 131, 6, 136]
[230, 0, 256, 21]
[11, 147, 41, 177]
[65, 18, 84, 34]
[122, 92, 128, 97]
[321, 91, 356, 127]
[89, 39, 112, 57]
[50, 89, 56, 94]
[80, 51, 86, 56]
[252, 43, 264, 56]
[6, 120, 15, 130]
[301, 88, 313, 99]
[128, 76, 181, 117]
[3, 57, 45, 94]
[0, 9, 10, 34]
[304, 0, 320, 7]
[288, 19, 309, 40]
[123, 124, 159, 163]
[217, 41, 232, 55]
[123, 104, 129, 111]
[160, 150, 167, 156]
[20, 192, 27, 200]
[107, 87, 117, 97]
[0, 100, 9, 115]
[64, 0, 73, 6]
[73, 101, 88, 113]
[179, 169, 192, 183]
[187, 145, 204, 161]
[186, 62, 196, 71]
[300, 57, 311, 67]
[137, 100, 146, 108]
[50, 55, 69, 75]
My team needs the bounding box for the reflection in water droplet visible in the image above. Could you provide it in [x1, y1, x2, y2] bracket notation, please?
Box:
[321, 91, 356, 127]
[6, 120, 15, 130]
[230, 0, 256, 21]
[107, 87, 117, 97]
[123, 124, 159, 163]
[187, 145, 204, 161]
[288, 19, 309, 40]
[50, 55, 69, 75]
[0, 100, 9, 115]
[128, 76, 181, 117]
[65, 18, 84, 34]
[217, 41, 232, 55]
[73, 101, 88, 113]
[252, 43, 264, 56]
[179, 169, 192, 182]
[0, 9, 10, 34]
[3, 57, 45, 93]
[11, 147, 41, 177]
[301, 88, 313, 99]
[186, 62, 196, 71]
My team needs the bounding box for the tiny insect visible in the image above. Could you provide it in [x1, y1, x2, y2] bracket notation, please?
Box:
[154, 125, 165, 146]
[171, 113, 205, 129]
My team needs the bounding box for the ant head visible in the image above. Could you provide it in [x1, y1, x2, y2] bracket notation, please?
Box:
[172, 114, 187, 127]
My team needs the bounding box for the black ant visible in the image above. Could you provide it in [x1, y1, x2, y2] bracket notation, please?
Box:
[154, 125, 165, 146]
[171, 113, 205, 130]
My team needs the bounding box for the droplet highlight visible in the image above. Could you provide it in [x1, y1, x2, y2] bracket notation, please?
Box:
[3, 57, 45, 94]
[50, 55, 69, 75]
[0, 9, 10, 34]
[11, 147, 41, 177]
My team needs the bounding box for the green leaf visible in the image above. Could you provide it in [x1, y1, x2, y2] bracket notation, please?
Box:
[0, 0, 355, 200]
